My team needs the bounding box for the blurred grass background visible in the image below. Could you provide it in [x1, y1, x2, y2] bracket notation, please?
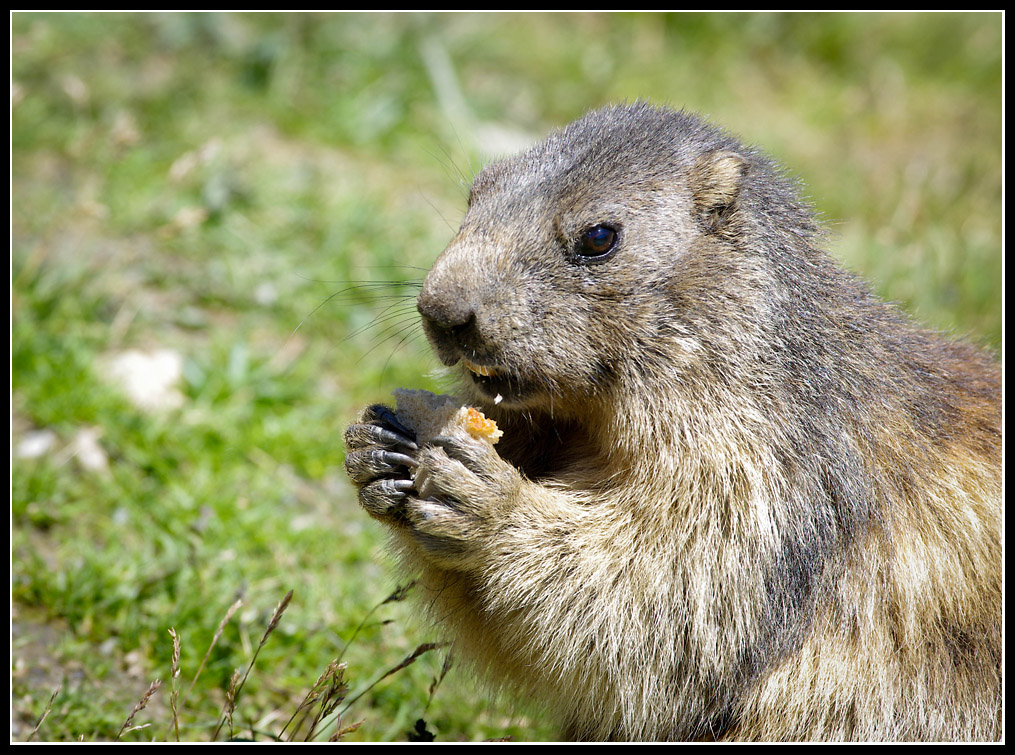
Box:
[11, 11, 1002, 742]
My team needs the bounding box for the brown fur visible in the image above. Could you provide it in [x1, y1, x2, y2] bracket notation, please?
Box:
[344, 103, 1001, 741]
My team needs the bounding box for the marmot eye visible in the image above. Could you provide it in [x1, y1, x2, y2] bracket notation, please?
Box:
[576, 224, 619, 259]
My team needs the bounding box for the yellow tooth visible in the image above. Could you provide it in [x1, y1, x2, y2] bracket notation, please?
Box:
[462, 359, 497, 377]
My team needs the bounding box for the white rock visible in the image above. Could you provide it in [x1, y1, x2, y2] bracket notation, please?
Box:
[103, 348, 185, 412]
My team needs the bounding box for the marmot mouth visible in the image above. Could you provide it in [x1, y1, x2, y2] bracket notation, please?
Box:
[459, 357, 536, 405]
[461, 358, 501, 378]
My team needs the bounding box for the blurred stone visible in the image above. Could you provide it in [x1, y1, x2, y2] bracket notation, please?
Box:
[69, 427, 109, 474]
[168, 205, 209, 232]
[59, 74, 89, 106]
[102, 348, 186, 412]
[15, 429, 58, 459]
[254, 281, 278, 306]
[110, 110, 141, 149]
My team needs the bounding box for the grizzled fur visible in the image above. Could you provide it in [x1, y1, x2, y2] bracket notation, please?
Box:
[344, 103, 1002, 741]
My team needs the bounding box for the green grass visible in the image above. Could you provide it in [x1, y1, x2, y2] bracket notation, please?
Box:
[12, 11, 1001, 742]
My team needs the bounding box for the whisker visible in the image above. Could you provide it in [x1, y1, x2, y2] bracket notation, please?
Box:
[358, 317, 425, 366]
[379, 324, 430, 382]
[349, 308, 421, 345]
[290, 269, 434, 388]
[292, 279, 422, 337]
[425, 141, 475, 202]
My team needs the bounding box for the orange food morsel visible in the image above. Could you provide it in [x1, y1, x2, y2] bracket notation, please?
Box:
[465, 407, 502, 443]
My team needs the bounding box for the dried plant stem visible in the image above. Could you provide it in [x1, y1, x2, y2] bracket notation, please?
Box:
[305, 663, 350, 741]
[221, 668, 242, 741]
[278, 659, 346, 741]
[115, 679, 162, 742]
[167, 628, 182, 742]
[26, 686, 60, 742]
[427, 648, 454, 712]
[184, 597, 242, 703]
[212, 590, 293, 741]
[314, 641, 445, 741]
[330, 718, 364, 742]
[280, 586, 415, 742]
[337, 582, 415, 665]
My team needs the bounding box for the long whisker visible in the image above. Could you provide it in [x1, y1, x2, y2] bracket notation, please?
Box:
[379, 324, 429, 381]
[351, 308, 421, 347]
[333, 288, 421, 342]
[292, 279, 422, 337]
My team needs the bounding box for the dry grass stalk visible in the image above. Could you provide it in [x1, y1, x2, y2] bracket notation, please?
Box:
[330, 718, 364, 742]
[167, 627, 182, 742]
[376, 642, 447, 685]
[26, 686, 61, 742]
[337, 582, 416, 666]
[212, 590, 293, 741]
[336, 641, 447, 726]
[115, 679, 162, 742]
[426, 648, 454, 712]
[303, 661, 351, 741]
[186, 597, 242, 700]
[219, 668, 243, 741]
[279, 658, 349, 741]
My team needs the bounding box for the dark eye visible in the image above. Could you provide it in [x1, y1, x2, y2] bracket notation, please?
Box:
[576, 224, 619, 260]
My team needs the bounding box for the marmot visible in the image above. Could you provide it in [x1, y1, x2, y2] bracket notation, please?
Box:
[343, 103, 1002, 741]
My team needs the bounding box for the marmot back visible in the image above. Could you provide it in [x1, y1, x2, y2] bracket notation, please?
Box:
[344, 103, 1001, 741]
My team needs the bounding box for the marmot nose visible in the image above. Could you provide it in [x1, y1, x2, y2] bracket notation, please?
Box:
[417, 287, 476, 336]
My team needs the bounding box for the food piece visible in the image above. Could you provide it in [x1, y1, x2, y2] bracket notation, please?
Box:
[464, 407, 502, 442]
[393, 388, 503, 445]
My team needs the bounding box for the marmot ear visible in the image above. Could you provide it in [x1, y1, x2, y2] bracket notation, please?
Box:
[691, 150, 749, 233]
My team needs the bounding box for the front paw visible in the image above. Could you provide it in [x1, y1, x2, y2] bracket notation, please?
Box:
[403, 433, 521, 552]
[343, 404, 419, 523]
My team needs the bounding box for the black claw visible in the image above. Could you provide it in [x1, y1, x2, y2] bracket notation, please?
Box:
[429, 435, 464, 453]
[345, 445, 419, 484]
[387, 478, 416, 493]
[358, 404, 418, 450]
[359, 477, 417, 519]
[377, 450, 418, 470]
[373, 424, 418, 451]
[373, 405, 417, 441]
[381, 422, 416, 450]
[346, 421, 417, 453]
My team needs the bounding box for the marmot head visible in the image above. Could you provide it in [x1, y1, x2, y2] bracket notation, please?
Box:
[417, 103, 812, 415]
